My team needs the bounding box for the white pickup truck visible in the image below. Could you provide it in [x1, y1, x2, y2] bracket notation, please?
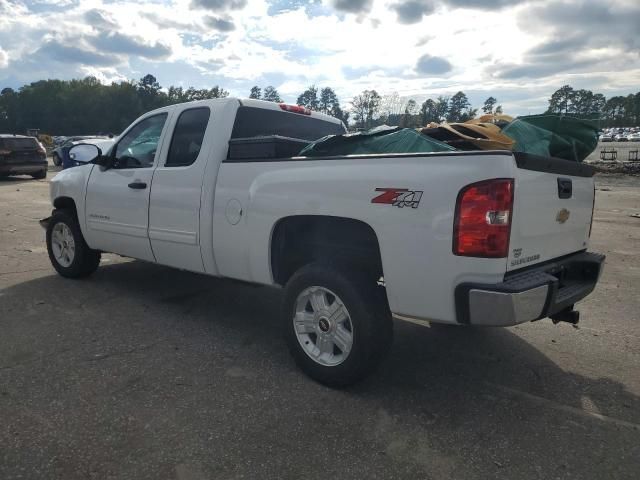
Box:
[42, 98, 605, 386]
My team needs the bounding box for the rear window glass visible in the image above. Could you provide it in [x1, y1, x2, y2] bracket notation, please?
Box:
[166, 107, 211, 167]
[231, 106, 345, 141]
[0, 137, 39, 150]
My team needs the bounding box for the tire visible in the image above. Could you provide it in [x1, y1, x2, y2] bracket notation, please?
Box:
[46, 209, 101, 278]
[31, 169, 47, 179]
[282, 262, 393, 387]
[52, 153, 61, 166]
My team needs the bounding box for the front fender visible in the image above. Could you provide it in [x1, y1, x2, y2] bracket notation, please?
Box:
[49, 164, 94, 236]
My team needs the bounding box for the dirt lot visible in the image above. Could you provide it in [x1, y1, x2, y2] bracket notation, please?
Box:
[1, 166, 639, 480]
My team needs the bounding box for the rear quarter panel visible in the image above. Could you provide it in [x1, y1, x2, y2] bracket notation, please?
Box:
[213, 152, 517, 323]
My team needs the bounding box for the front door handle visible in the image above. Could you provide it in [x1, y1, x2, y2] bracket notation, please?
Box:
[128, 181, 147, 189]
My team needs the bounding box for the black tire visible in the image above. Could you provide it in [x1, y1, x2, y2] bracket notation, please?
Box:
[31, 169, 47, 179]
[46, 209, 101, 278]
[282, 262, 393, 387]
[52, 153, 61, 166]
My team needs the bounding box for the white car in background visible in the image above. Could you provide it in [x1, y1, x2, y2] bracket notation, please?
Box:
[65, 138, 115, 169]
[628, 133, 640, 142]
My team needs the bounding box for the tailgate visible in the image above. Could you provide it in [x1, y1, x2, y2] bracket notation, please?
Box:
[507, 153, 595, 271]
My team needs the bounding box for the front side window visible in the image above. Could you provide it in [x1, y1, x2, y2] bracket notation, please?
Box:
[113, 113, 167, 169]
[166, 108, 211, 167]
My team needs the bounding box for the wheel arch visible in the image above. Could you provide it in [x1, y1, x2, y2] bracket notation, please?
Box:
[53, 196, 78, 217]
[270, 215, 384, 286]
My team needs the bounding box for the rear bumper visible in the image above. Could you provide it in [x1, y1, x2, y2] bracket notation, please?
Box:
[455, 251, 605, 326]
[0, 161, 47, 175]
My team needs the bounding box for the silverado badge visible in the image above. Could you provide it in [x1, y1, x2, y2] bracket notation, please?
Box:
[556, 208, 570, 224]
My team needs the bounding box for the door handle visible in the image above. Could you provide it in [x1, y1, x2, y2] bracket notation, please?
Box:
[128, 181, 147, 189]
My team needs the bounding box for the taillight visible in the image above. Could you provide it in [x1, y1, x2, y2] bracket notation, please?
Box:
[453, 178, 514, 258]
[279, 103, 311, 115]
[37, 141, 47, 156]
[588, 183, 595, 237]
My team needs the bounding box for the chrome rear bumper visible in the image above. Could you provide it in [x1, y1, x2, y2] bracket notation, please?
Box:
[456, 252, 605, 326]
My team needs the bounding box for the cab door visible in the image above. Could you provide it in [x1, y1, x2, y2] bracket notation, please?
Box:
[84, 112, 170, 261]
[148, 106, 213, 272]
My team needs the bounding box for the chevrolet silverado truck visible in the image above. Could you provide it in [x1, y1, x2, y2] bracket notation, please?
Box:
[41, 98, 605, 386]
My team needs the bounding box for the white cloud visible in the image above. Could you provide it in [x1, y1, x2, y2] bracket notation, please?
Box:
[0, 48, 8, 68]
[0, 0, 638, 115]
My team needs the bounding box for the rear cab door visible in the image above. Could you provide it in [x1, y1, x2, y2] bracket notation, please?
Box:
[147, 102, 218, 273]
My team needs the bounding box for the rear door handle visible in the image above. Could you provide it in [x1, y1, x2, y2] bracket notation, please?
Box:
[128, 182, 147, 189]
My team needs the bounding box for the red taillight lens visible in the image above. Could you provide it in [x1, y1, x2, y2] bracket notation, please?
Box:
[588, 183, 595, 237]
[279, 103, 311, 115]
[453, 178, 514, 258]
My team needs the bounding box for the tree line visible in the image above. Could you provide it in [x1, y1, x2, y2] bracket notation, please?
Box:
[545, 85, 640, 127]
[348, 90, 503, 130]
[0, 74, 229, 135]
[1, 75, 638, 136]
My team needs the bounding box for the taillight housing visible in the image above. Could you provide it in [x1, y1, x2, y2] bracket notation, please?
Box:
[453, 178, 514, 258]
[588, 183, 595, 237]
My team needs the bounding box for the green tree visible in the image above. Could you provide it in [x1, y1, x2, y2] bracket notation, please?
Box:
[420, 98, 438, 125]
[434, 96, 449, 122]
[319, 87, 340, 116]
[446, 91, 471, 122]
[262, 86, 282, 103]
[249, 86, 261, 99]
[351, 90, 381, 129]
[547, 85, 575, 115]
[297, 85, 319, 110]
[482, 96, 497, 114]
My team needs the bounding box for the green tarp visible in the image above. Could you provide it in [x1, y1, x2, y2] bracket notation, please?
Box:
[502, 114, 599, 162]
[299, 125, 455, 157]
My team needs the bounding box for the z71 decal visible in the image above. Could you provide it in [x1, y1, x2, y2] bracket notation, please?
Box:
[371, 188, 423, 209]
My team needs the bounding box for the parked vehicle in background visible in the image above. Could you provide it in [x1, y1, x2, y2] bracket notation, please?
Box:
[628, 133, 640, 142]
[0, 134, 48, 179]
[64, 138, 115, 169]
[615, 134, 628, 142]
[53, 136, 109, 167]
[42, 98, 605, 386]
[599, 134, 613, 142]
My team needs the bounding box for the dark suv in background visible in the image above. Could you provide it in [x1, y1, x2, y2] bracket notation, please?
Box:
[0, 134, 48, 179]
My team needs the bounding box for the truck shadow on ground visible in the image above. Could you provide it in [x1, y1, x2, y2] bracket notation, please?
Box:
[2, 259, 639, 478]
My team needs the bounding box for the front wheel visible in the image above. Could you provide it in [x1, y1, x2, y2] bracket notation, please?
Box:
[282, 262, 392, 387]
[52, 154, 61, 166]
[46, 209, 101, 278]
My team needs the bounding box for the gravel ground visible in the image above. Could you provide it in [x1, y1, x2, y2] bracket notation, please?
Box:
[1, 164, 639, 480]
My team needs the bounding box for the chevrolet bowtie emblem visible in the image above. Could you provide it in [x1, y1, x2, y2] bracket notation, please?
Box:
[556, 208, 570, 224]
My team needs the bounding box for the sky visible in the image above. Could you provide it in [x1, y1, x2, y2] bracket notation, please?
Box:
[0, 0, 639, 115]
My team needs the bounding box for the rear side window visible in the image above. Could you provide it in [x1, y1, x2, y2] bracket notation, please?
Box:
[231, 106, 345, 141]
[0, 137, 39, 151]
[166, 107, 211, 167]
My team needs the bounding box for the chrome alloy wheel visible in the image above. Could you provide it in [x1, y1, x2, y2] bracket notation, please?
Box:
[51, 222, 75, 267]
[293, 286, 354, 367]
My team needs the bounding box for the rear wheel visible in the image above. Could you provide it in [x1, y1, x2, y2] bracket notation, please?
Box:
[282, 262, 392, 387]
[31, 169, 47, 179]
[52, 153, 61, 166]
[46, 209, 100, 278]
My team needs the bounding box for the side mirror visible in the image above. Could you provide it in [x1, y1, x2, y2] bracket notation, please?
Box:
[69, 144, 101, 164]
